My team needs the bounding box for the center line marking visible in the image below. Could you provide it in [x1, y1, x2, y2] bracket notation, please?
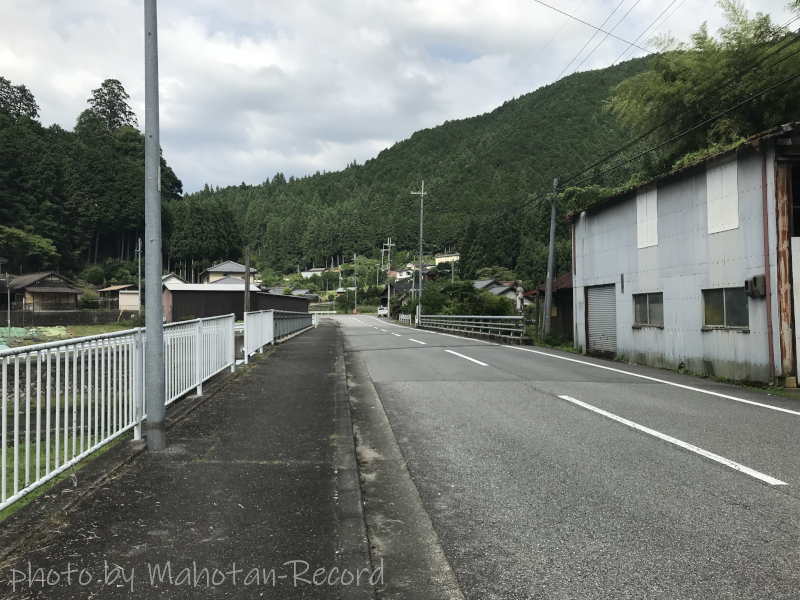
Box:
[392, 333, 402, 337]
[445, 350, 488, 366]
[408, 338, 426, 345]
[558, 395, 787, 486]
[381, 329, 387, 332]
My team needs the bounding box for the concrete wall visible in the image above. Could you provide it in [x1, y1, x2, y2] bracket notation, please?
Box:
[573, 145, 778, 382]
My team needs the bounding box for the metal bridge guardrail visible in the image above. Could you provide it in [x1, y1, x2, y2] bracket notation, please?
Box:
[0, 314, 236, 511]
[419, 314, 525, 337]
[243, 310, 313, 363]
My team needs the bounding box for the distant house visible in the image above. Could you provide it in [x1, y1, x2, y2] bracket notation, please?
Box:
[301, 267, 328, 279]
[199, 260, 257, 284]
[98, 284, 140, 310]
[292, 288, 322, 302]
[434, 252, 460, 265]
[2, 272, 82, 311]
[162, 273, 187, 284]
[264, 286, 290, 295]
[474, 278, 501, 290]
[395, 268, 414, 281]
[162, 282, 307, 322]
[209, 275, 245, 285]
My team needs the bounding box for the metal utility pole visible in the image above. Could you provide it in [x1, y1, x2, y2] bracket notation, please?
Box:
[353, 254, 357, 314]
[136, 239, 142, 314]
[6, 273, 10, 340]
[543, 177, 558, 338]
[411, 182, 426, 326]
[244, 247, 251, 315]
[451, 259, 455, 283]
[144, 0, 166, 451]
[384, 238, 394, 315]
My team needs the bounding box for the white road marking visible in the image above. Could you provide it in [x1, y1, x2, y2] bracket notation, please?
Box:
[508, 347, 800, 417]
[381, 329, 387, 332]
[408, 338, 426, 345]
[445, 350, 488, 366]
[557, 395, 787, 486]
[392, 333, 402, 337]
[436, 332, 494, 344]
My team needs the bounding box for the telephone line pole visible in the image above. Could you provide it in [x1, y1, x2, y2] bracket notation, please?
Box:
[411, 182, 426, 326]
[543, 177, 558, 337]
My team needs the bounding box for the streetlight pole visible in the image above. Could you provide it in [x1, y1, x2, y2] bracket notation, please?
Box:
[144, 0, 166, 451]
[411, 182, 426, 326]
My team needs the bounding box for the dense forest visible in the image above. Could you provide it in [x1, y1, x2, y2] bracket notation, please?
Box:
[2, 2, 797, 291]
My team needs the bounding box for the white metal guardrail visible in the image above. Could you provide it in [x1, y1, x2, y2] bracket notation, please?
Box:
[0, 314, 235, 511]
[399, 314, 412, 325]
[243, 310, 313, 362]
[419, 315, 525, 337]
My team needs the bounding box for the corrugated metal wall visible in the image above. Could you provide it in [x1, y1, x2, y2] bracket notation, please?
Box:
[573, 144, 780, 382]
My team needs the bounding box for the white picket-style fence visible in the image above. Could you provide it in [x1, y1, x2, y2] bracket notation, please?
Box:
[243, 310, 313, 362]
[0, 314, 239, 511]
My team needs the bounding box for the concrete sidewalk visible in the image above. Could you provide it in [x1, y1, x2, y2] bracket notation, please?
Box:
[0, 321, 376, 599]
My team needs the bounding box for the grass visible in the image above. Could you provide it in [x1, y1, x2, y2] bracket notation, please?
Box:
[0, 431, 131, 523]
[65, 323, 134, 338]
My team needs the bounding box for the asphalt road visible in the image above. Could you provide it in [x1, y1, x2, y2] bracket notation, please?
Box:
[334, 314, 800, 600]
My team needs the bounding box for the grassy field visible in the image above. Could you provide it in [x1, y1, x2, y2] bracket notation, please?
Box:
[65, 323, 135, 338]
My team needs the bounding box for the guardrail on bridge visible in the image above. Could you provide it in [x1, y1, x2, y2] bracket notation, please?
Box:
[243, 310, 313, 363]
[419, 314, 525, 337]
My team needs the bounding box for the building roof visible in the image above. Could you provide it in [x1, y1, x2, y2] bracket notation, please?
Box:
[163, 282, 261, 292]
[209, 275, 245, 285]
[307, 267, 327, 272]
[265, 286, 290, 295]
[292, 289, 311, 295]
[524, 272, 573, 296]
[162, 272, 187, 283]
[7, 271, 76, 291]
[26, 285, 82, 294]
[202, 260, 257, 274]
[566, 122, 800, 221]
[474, 278, 500, 290]
[98, 284, 134, 292]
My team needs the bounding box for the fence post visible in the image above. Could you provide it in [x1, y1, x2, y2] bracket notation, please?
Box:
[230, 314, 236, 372]
[258, 311, 264, 354]
[195, 318, 203, 396]
[244, 311, 250, 364]
[133, 328, 143, 440]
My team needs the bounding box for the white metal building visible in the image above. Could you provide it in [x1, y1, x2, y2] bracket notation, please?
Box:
[569, 124, 800, 384]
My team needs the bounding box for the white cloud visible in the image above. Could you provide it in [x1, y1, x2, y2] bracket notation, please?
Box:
[0, 0, 792, 192]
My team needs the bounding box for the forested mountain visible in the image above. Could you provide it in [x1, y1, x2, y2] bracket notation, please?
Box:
[193, 57, 650, 284]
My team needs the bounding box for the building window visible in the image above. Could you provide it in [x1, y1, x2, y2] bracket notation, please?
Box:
[703, 288, 748, 328]
[636, 185, 658, 248]
[633, 292, 663, 326]
[706, 155, 739, 234]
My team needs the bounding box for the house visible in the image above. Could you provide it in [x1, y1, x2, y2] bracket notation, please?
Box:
[1, 272, 82, 311]
[569, 123, 800, 384]
[474, 278, 501, 290]
[523, 273, 573, 340]
[199, 260, 257, 284]
[292, 288, 322, 302]
[162, 273, 187, 284]
[209, 275, 245, 285]
[98, 284, 140, 310]
[380, 282, 421, 307]
[434, 252, 460, 265]
[162, 282, 306, 322]
[301, 267, 328, 279]
[395, 267, 414, 281]
[265, 286, 291, 295]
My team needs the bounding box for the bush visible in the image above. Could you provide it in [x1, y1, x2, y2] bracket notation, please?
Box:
[83, 265, 105, 285]
[79, 289, 100, 309]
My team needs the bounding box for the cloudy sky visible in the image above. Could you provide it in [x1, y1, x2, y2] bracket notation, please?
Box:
[1, 0, 792, 193]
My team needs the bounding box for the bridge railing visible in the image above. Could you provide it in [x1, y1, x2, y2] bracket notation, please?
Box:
[243, 310, 313, 362]
[419, 314, 525, 337]
[0, 313, 236, 512]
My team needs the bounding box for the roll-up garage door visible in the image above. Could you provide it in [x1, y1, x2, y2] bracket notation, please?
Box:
[587, 285, 617, 354]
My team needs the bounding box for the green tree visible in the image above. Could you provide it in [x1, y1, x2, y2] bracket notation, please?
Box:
[88, 79, 138, 131]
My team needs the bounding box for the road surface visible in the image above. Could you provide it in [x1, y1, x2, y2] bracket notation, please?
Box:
[335, 314, 800, 600]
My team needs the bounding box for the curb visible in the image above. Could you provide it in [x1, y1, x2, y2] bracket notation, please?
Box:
[334, 323, 377, 600]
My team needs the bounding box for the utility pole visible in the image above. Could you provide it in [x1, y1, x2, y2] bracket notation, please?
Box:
[384, 238, 394, 316]
[136, 238, 142, 315]
[144, 0, 166, 451]
[411, 181, 426, 326]
[543, 177, 558, 338]
[244, 246, 251, 315]
[451, 259, 455, 283]
[353, 253, 357, 314]
[6, 273, 10, 340]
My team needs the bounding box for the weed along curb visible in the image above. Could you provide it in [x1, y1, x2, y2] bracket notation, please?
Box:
[0, 349, 271, 565]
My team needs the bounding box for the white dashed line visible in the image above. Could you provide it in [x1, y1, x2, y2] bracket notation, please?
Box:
[408, 338, 426, 345]
[445, 350, 488, 366]
[392, 333, 402, 337]
[557, 395, 787, 486]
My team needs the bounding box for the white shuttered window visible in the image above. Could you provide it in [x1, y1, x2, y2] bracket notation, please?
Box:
[636, 185, 658, 248]
[706, 156, 739, 234]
